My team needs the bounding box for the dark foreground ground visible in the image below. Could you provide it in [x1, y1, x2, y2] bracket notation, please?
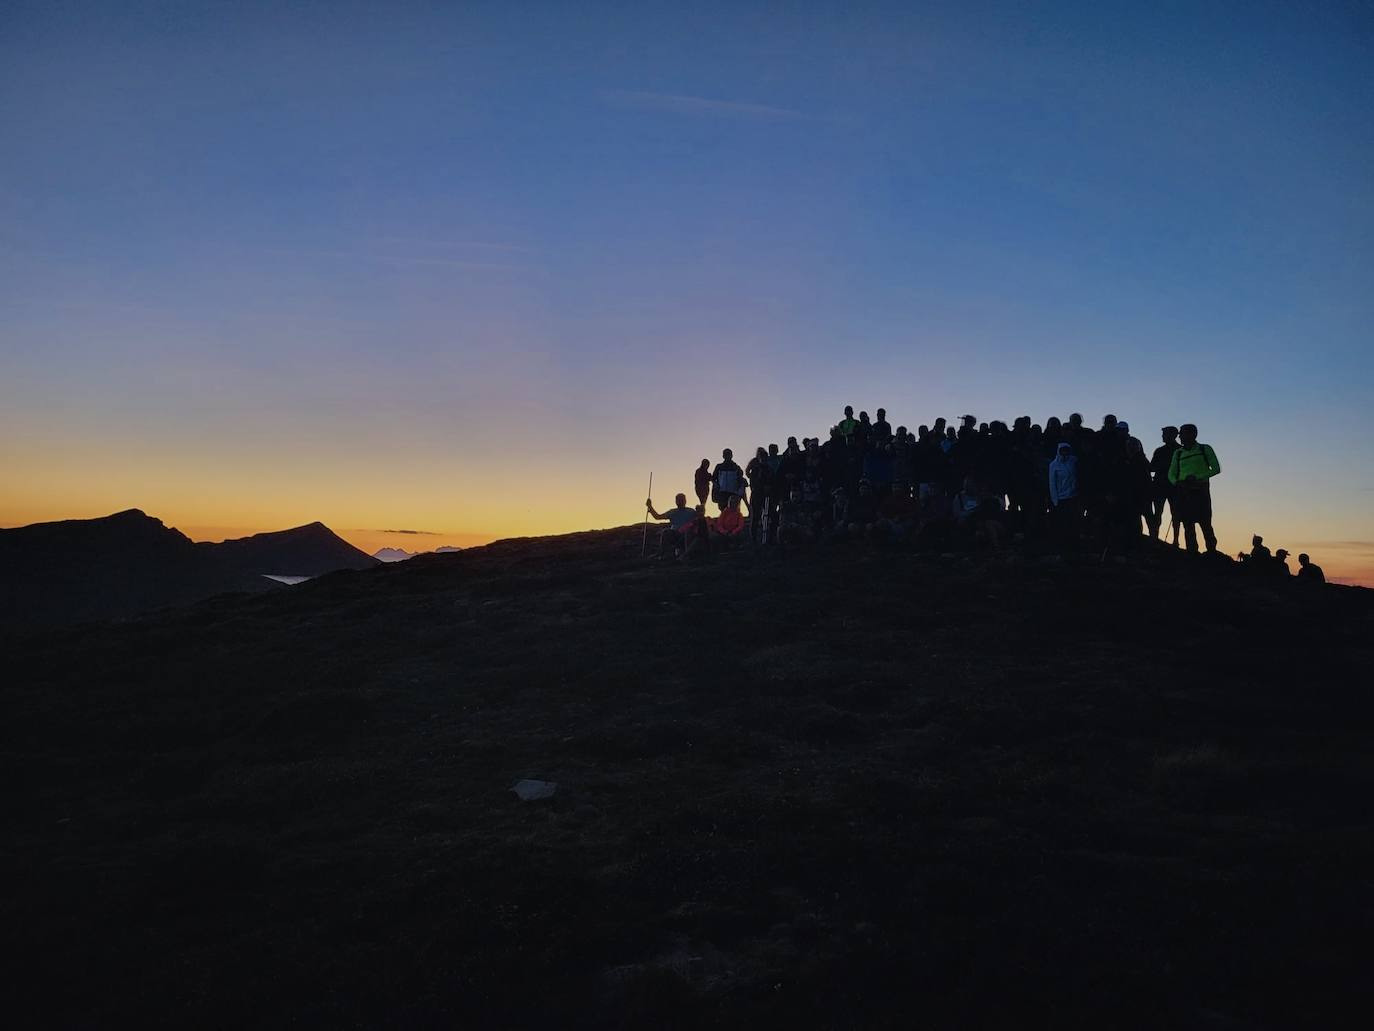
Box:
[4, 529, 1373, 1028]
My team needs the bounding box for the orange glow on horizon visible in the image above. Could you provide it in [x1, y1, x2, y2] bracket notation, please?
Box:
[3, 499, 1370, 588]
[3, 399, 1370, 587]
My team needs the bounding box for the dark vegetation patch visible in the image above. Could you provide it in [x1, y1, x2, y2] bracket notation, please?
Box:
[2, 528, 1372, 1026]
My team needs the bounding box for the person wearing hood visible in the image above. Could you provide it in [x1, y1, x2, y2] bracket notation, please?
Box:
[1048, 442, 1081, 548]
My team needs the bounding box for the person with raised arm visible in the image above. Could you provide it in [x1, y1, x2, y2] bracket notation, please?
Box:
[646, 492, 700, 560]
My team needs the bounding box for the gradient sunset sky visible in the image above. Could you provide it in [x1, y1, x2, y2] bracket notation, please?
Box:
[3, 2, 1371, 582]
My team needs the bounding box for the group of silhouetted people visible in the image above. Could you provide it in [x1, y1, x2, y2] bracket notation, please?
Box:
[646, 404, 1324, 579]
[1239, 535, 1325, 583]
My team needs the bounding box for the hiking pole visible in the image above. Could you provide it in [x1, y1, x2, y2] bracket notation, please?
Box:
[641, 471, 652, 558]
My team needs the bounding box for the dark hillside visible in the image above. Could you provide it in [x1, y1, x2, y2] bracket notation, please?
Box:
[3, 529, 1372, 1027]
[0, 512, 378, 627]
[0, 510, 270, 627]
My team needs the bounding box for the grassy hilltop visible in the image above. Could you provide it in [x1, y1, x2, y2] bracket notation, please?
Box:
[4, 529, 1373, 1027]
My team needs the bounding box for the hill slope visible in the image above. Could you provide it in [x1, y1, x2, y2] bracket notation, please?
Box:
[0, 509, 270, 626]
[3, 529, 1372, 1026]
[0, 510, 378, 626]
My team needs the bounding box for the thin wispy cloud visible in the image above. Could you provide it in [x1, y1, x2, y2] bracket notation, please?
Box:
[1289, 541, 1374, 552]
[263, 246, 519, 271]
[377, 238, 533, 253]
[362, 528, 444, 536]
[600, 89, 806, 121]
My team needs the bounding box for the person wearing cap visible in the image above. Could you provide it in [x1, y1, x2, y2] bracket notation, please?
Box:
[1148, 427, 1181, 541]
[1167, 424, 1221, 553]
[1118, 420, 1144, 462]
[1271, 548, 1292, 577]
[1296, 553, 1326, 584]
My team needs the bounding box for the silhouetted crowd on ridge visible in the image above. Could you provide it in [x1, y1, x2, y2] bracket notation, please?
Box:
[645, 405, 1327, 582]
[1239, 535, 1326, 584]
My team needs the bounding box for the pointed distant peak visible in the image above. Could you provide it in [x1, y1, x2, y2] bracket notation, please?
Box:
[108, 508, 156, 522]
[275, 520, 342, 539]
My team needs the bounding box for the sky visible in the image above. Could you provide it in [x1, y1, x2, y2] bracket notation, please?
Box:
[2, 1, 1371, 581]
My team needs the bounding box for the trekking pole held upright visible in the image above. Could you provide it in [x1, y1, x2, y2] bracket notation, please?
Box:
[641, 471, 652, 558]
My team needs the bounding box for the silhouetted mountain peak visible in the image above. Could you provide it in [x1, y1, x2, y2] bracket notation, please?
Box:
[209, 522, 378, 577]
[0, 510, 378, 626]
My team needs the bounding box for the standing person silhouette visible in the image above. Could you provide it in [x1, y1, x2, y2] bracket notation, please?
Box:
[873, 408, 893, 444]
[1048, 442, 1081, 549]
[711, 448, 745, 514]
[693, 459, 711, 509]
[1148, 426, 1181, 542]
[746, 447, 775, 543]
[1167, 423, 1221, 553]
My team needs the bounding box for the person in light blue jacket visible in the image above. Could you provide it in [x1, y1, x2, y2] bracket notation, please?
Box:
[1048, 443, 1081, 549]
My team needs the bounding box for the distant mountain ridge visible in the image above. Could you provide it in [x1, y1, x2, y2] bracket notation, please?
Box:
[374, 545, 463, 562]
[208, 521, 378, 577]
[0, 509, 377, 627]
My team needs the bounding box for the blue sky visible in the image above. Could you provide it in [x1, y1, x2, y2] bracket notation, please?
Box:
[2, 1, 1372, 576]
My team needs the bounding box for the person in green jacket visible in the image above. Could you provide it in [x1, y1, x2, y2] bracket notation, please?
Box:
[835, 405, 858, 444]
[1167, 423, 1221, 553]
